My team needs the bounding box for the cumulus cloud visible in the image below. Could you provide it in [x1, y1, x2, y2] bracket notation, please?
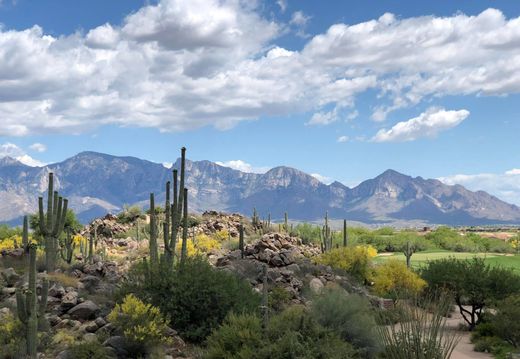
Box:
[337, 135, 349, 143]
[372, 108, 469, 142]
[29, 143, 47, 152]
[0, 4, 519, 136]
[0, 143, 45, 166]
[439, 169, 520, 205]
[276, 0, 287, 13]
[216, 160, 270, 173]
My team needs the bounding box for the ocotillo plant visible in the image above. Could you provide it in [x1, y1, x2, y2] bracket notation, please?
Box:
[22, 215, 29, 252]
[60, 228, 75, 264]
[149, 193, 159, 264]
[239, 224, 245, 259]
[38, 173, 68, 272]
[321, 212, 333, 253]
[16, 244, 49, 358]
[343, 219, 348, 247]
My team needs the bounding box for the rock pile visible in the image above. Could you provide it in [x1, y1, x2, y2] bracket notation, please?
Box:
[195, 211, 247, 237]
[82, 213, 132, 239]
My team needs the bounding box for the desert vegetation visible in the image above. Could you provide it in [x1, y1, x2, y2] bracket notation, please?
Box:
[0, 147, 520, 358]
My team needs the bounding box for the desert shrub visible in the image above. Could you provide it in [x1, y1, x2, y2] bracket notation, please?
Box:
[0, 312, 26, 359]
[175, 235, 221, 257]
[0, 224, 22, 240]
[108, 294, 171, 355]
[0, 236, 21, 251]
[490, 295, 520, 348]
[373, 227, 394, 236]
[421, 257, 520, 330]
[117, 205, 144, 224]
[213, 230, 230, 242]
[204, 306, 358, 359]
[377, 295, 460, 359]
[66, 341, 111, 359]
[204, 313, 264, 358]
[293, 223, 321, 245]
[268, 285, 292, 312]
[119, 256, 260, 343]
[371, 260, 426, 298]
[315, 245, 377, 281]
[310, 289, 380, 357]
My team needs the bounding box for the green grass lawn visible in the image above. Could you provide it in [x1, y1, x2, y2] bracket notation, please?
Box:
[375, 250, 520, 272]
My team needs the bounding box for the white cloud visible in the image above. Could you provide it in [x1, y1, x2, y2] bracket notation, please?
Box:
[439, 169, 520, 205]
[29, 143, 46, 152]
[290, 11, 310, 26]
[372, 108, 469, 142]
[216, 160, 270, 173]
[337, 135, 349, 143]
[307, 109, 338, 126]
[0, 143, 45, 166]
[311, 173, 333, 184]
[276, 0, 287, 13]
[0, 5, 520, 136]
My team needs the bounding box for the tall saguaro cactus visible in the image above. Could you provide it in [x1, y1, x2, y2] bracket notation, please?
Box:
[343, 219, 348, 247]
[22, 215, 29, 252]
[180, 188, 189, 267]
[38, 173, 68, 272]
[149, 193, 159, 264]
[16, 244, 48, 358]
[239, 224, 245, 259]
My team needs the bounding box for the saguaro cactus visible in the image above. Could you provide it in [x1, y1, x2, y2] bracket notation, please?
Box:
[180, 188, 189, 267]
[239, 224, 245, 259]
[343, 219, 348, 247]
[149, 193, 159, 264]
[284, 212, 289, 233]
[22, 215, 29, 252]
[16, 244, 48, 358]
[38, 173, 68, 272]
[60, 229, 75, 264]
[321, 212, 333, 253]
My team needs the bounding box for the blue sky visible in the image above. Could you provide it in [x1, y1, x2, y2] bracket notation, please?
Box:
[1, 0, 520, 203]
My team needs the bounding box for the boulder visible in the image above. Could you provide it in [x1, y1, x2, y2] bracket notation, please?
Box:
[68, 300, 99, 320]
[309, 277, 324, 294]
[1, 268, 20, 287]
[103, 336, 129, 357]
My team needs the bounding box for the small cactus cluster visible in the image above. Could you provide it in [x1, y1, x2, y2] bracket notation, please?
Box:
[321, 212, 334, 253]
[60, 228, 76, 264]
[16, 244, 49, 358]
[38, 173, 68, 272]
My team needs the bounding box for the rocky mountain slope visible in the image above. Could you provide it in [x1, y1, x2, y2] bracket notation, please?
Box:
[1, 152, 520, 226]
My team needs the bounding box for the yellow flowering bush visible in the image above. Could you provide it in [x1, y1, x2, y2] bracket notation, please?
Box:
[108, 294, 171, 351]
[0, 311, 25, 357]
[73, 234, 86, 246]
[214, 230, 230, 242]
[315, 245, 377, 280]
[511, 237, 520, 254]
[371, 259, 426, 298]
[175, 234, 221, 257]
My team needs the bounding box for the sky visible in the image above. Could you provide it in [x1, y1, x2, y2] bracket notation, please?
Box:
[1, 0, 520, 204]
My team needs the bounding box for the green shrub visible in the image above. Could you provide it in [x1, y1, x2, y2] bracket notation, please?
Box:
[204, 306, 358, 359]
[108, 294, 171, 355]
[421, 257, 520, 330]
[66, 341, 111, 359]
[0, 312, 26, 359]
[491, 295, 520, 348]
[268, 285, 292, 312]
[119, 256, 260, 343]
[310, 289, 380, 357]
[117, 205, 143, 224]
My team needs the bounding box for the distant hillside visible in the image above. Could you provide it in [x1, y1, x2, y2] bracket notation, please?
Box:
[1, 152, 520, 226]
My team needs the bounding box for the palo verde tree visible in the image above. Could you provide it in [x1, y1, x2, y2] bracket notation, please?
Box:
[421, 257, 520, 330]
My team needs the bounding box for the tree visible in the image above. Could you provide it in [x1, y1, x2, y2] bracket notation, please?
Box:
[421, 258, 520, 330]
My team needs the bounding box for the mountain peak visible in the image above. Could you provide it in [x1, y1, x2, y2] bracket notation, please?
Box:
[0, 156, 24, 167]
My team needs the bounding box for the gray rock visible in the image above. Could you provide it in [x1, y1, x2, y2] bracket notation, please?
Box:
[103, 336, 128, 357]
[49, 284, 65, 298]
[1, 268, 20, 287]
[95, 317, 107, 328]
[60, 291, 78, 310]
[68, 300, 99, 320]
[83, 333, 98, 343]
[309, 277, 324, 294]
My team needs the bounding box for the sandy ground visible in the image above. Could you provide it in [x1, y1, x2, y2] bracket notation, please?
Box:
[446, 311, 493, 359]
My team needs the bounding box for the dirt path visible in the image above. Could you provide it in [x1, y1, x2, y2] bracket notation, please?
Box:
[446, 311, 493, 359]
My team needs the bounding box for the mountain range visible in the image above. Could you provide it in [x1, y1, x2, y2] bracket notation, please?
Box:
[1, 151, 520, 226]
